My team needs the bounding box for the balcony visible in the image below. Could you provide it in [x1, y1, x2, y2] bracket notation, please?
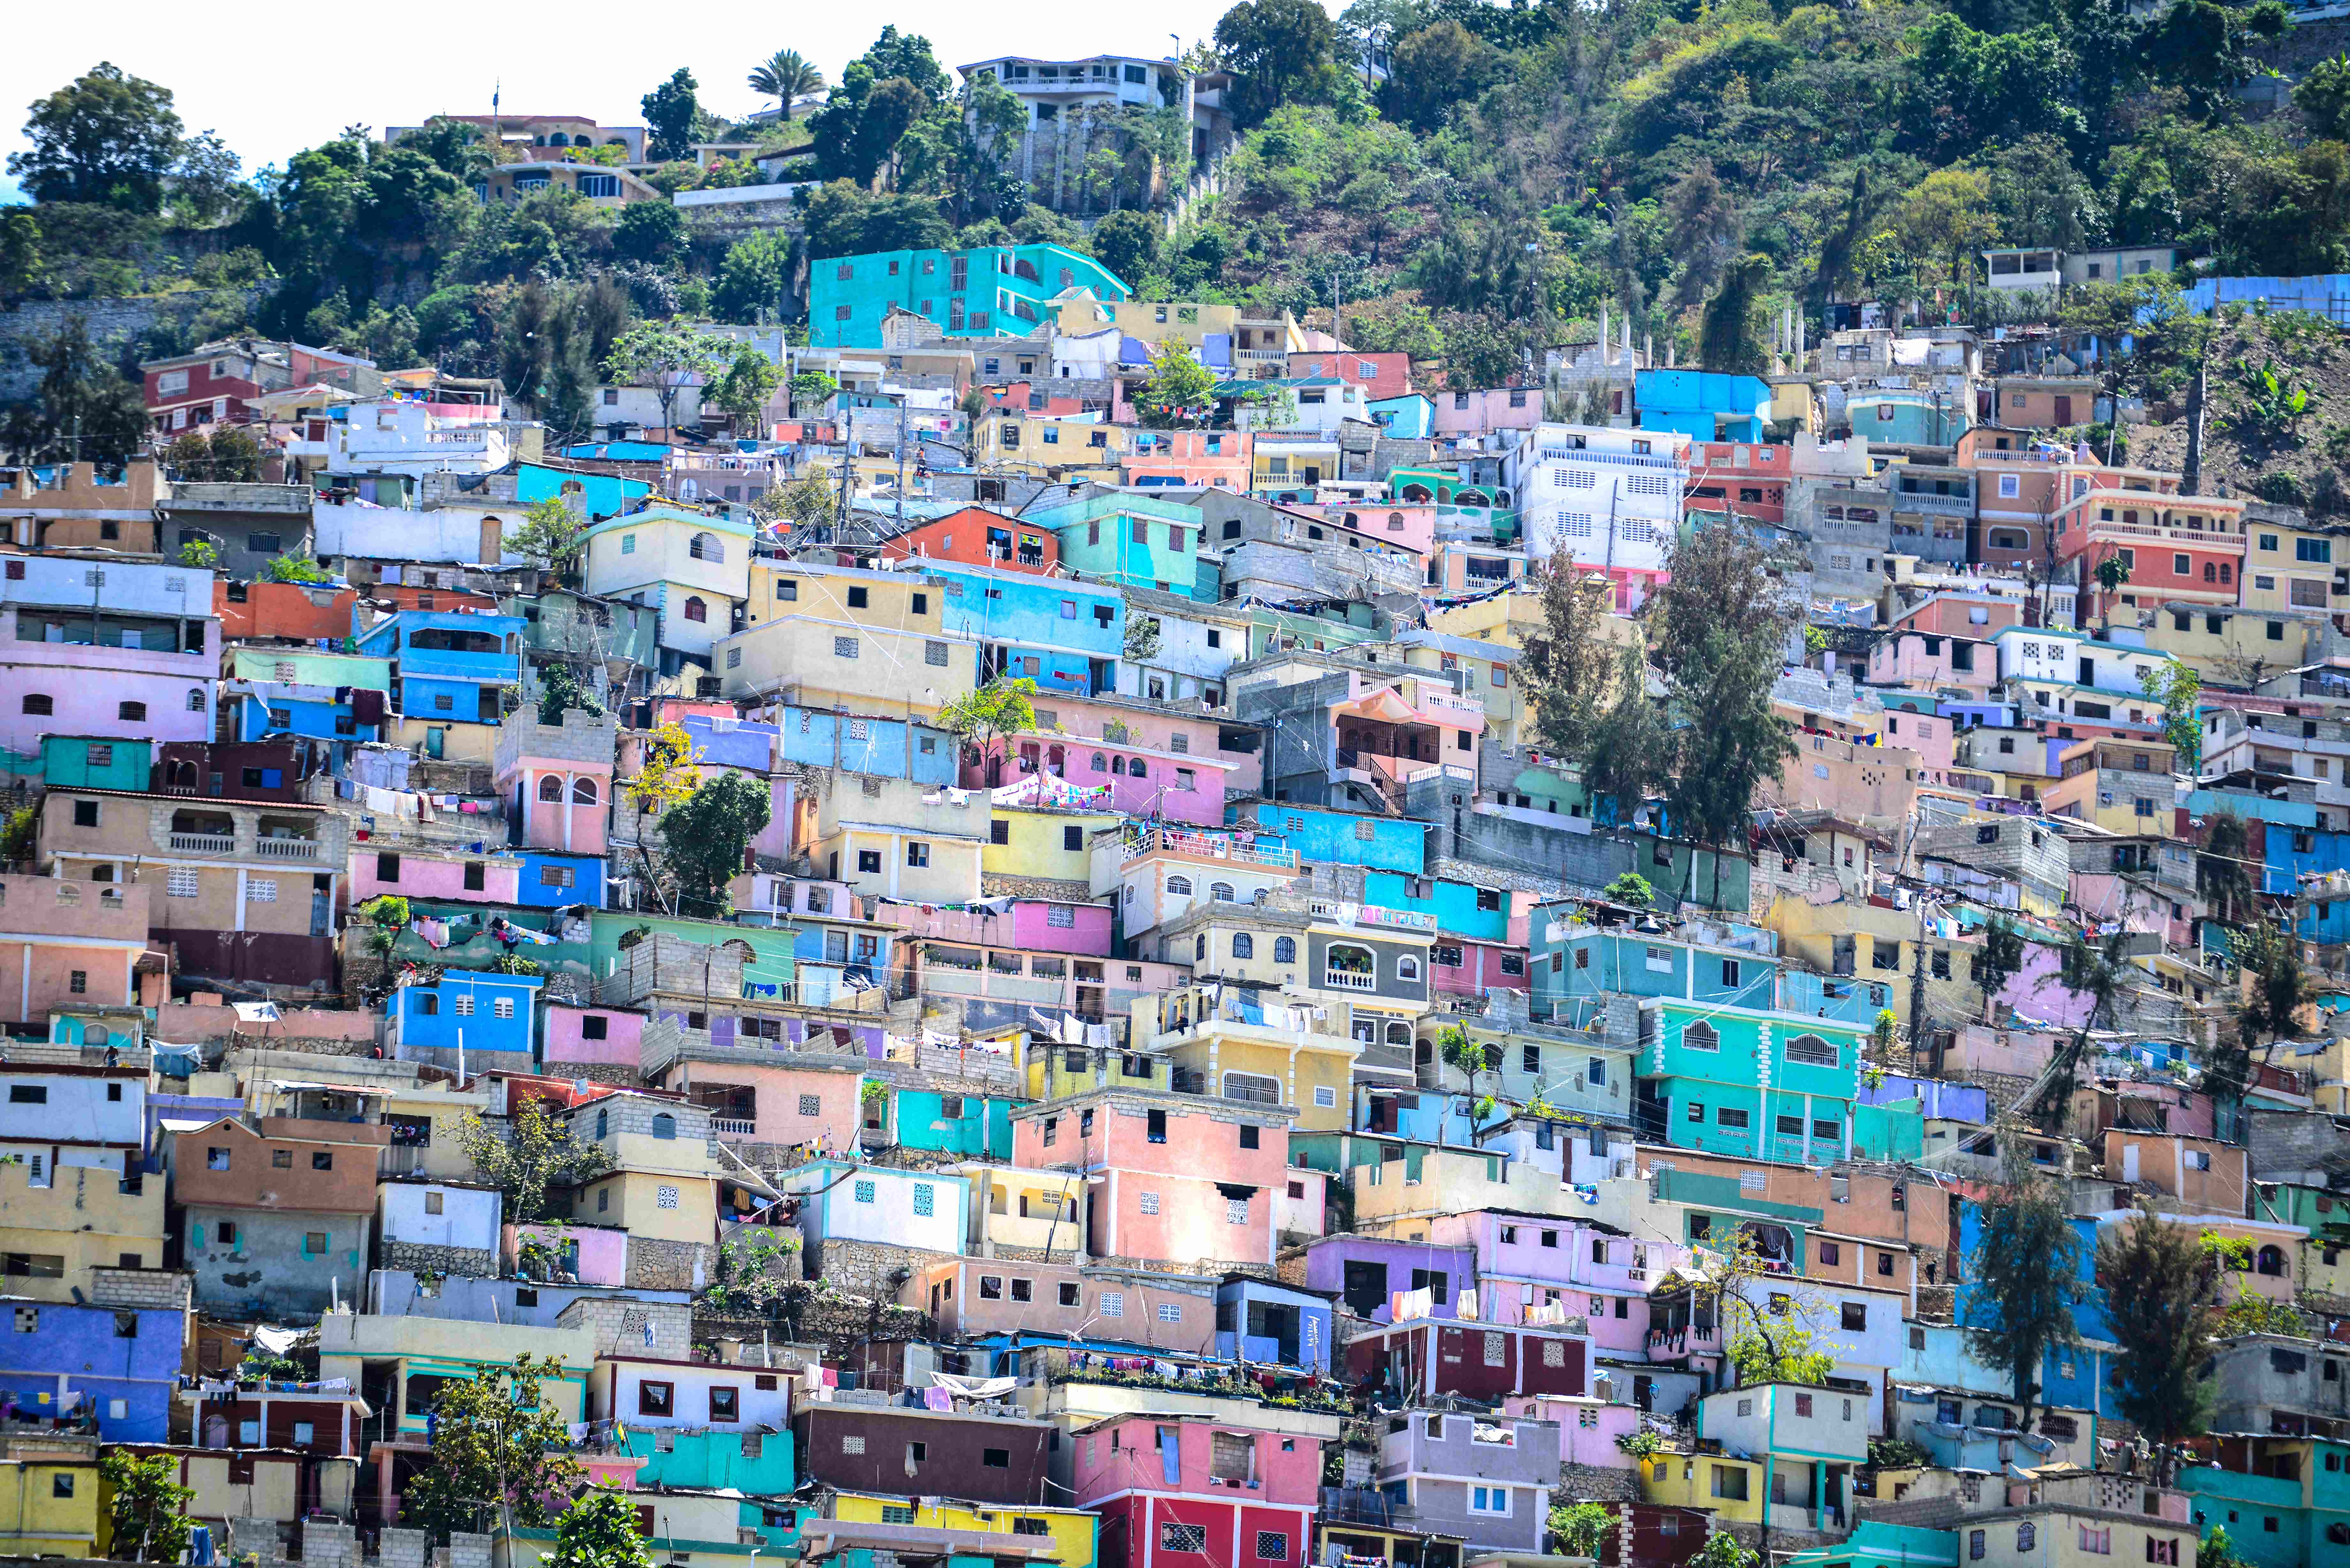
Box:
[1324, 969, 1377, 991]
[169, 833, 235, 853]
[712, 1117, 757, 1136]
[253, 837, 322, 861]
[1892, 490, 1972, 515]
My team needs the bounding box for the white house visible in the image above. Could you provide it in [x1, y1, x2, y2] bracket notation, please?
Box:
[579, 506, 754, 663]
[1990, 625, 2183, 696]
[327, 400, 515, 479]
[1503, 423, 1692, 610]
[375, 1180, 503, 1263]
[780, 1159, 970, 1266]
[589, 1354, 792, 1430]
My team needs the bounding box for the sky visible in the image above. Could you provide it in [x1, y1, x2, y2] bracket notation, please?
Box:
[2, 1, 1280, 202]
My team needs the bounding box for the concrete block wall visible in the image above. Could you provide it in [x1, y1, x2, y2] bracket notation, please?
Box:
[624, 1235, 716, 1294]
[230, 1518, 285, 1562]
[448, 1532, 493, 1568]
[380, 1528, 429, 1568]
[87, 1266, 193, 1311]
[302, 1521, 358, 1568]
[554, 1294, 695, 1360]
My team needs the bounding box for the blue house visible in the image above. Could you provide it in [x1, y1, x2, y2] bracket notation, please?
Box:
[6, 1299, 183, 1443]
[771, 705, 957, 783]
[1635, 368, 1774, 443]
[517, 462, 653, 521]
[925, 562, 1125, 696]
[385, 970, 542, 1067]
[1363, 871, 1511, 943]
[1530, 918, 1783, 1015]
[353, 609, 527, 729]
[1227, 800, 1427, 875]
[886, 1087, 1016, 1161]
[516, 852, 606, 910]
[229, 686, 380, 746]
[1214, 1275, 1335, 1375]
[1368, 394, 1436, 438]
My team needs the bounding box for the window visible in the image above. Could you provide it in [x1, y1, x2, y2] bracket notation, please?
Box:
[1161, 1524, 1208, 1554]
[2079, 1526, 2110, 1555]
[1255, 1533, 1288, 1561]
[1468, 1487, 1512, 1516]
[1842, 1302, 1868, 1331]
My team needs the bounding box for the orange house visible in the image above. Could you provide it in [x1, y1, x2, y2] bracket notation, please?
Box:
[215, 581, 358, 643]
[878, 506, 1060, 575]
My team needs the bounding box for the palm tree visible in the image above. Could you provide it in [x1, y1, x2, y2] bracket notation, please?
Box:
[747, 49, 824, 122]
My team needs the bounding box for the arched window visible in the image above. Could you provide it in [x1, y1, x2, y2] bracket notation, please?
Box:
[651, 1112, 676, 1141]
[1388, 512, 1405, 530]
[2257, 1245, 2288, 1277]
[1210, 882, 1235, 902]
[684, 597, 708, 622]
[1274, 936, 1296, 963]
[2325, 1523, 2350, 1545]
[539, 776, 565, 802]
[572, 778, 599, 805]
[1784, 1033, 1839, 1067]
[1090, 752, 1107, 773]
[595, 1108, 609, 1139]
[1167, 875, 1193, 896]
[1232, 933, 1254, 959]
[688, 532, 722, 562]
[1683, 1021, 1720, 1052]
[1195, 934, 1208, 962]
[186, 688, 207, 711]
[22, 695, 51, 716]
[1386, 1021, 1411, 1046]
[1327, 944, 1375, 984]
[1397, 956, 1421, 981]
[118, 702, 147, 721]
[1128, 758, 1147, 780]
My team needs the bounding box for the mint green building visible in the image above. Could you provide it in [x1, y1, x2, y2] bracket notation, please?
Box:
[1633, 997, 1871, 1165]
[808, 244, 1129, 348]
[1027, 491, 1215, 597]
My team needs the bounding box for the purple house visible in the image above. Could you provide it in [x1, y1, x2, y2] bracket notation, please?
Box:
[1303, 1233, 1478, 1324]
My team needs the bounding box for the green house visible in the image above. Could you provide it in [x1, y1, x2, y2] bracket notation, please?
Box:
[1634, 997, 1867, 1165]
[885, 1085, 1017, 1160]
[1027, 492, 1214, 597]
[807, 243, 1129, 348]
[37, 735, 152, 791]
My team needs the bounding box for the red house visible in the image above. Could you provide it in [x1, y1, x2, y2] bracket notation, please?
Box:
[1344, 1319, 1588, 1402]
[1595, 1504, 1713, 1568]
[141, 340, 377, 434]
[1287, 351, 1412, 403]
[878, 506, 1060, 575]
[1074, 1412, 1326, 1568]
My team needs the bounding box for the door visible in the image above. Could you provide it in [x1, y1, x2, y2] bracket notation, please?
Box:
[480, 516, 503, 564]
[425, 727, 446, 759]
[2079, 657, 2096, 685]
[2053, 395, 2073, 425]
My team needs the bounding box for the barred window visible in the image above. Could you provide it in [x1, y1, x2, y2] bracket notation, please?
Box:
[167, 870, 199, 898]
[1047, 905, 1075, 927]
[246, 879, 277, 902]
[1139, 1191, 1160, 1214]
[834, 636, 859, 659]
[853, 1180, 876, 1203]
[656, 1185, 678, 1210]
[912, 1184, 935, 1217]
[1160, 1524, 1207, 1554]
[799, 1094, 821, 1116]
[1484, 1330, 1506, 1366]
[1255, 1534, 1288, 1561]
[1543, 1339, 1566, 1366]
[1785, 1034, 1839, 1067]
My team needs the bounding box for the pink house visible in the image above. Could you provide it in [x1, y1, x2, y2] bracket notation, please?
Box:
[984, 726, 1239, 828]
[1891, 593, 2025, 640]
[644, 1048, 870, 1153]
[0, 875, 151, 1024]
[1, 556, 219, 756]
[1433, 386, 1542, 439]
[1875, 702, 1954, 776]
[1072, 1412, 1323, 1568]
[882, 900, 1115, 958]
[1866, 630, 1999, 696]
[494, 711, 618, 856]
[1504, 1392, 1640, 1468]
[505, 1220, 630, 1285]
[347, 845, 523, 908]
[1431, 938, 1528, 999]
[1124, 430, 1252, 490]
[1326, 501, 1437, 562]
[1013, 1090, 1292, 1270]
[1424, 1211, 1666, 1358]
[542, 1003, 647, 1079]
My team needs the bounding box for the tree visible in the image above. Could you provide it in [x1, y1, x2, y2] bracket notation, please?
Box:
[264, 553, 330, 584]
[625, 720, 704, 911]
[661, 771, 774, 917]
[602, 323, 732, 433]
[1975, 913, 2027, 1021]
[712, 344, 783, 432]
[613, 200, 687, 265]
[536, 664, 603, 727]
[2296, 53, 2350, 142]
[1698, 253, 1774, 375]
[2091, 548, 2132, 628]
[7, 315, 146, 468]
[2138, 662, 2202, 771]
[1216, 0, 1343, 126]
[1518, 562, 1621, 759]
[1667, 625, 1794, 909]
[452, 1097, 610, 1227]
[2198, 812, 2257, 927]
[748, 49, 826, 122]
[1135, 340, 1221, 430]
[175, 538, 219, 569]
[1549, 1502, 1611, 1559]
[508, 497, 586, 576]
[1601, 872, 1654, 908]
[1895, 164, 2002, 289]
[937, 677, 1041, 769]
[1585, 645, 1675, 830]
[102, 1449, 196, 1563]
[1089, 210, 1160, 288]
[712, 230, 795, 322]
[400, 1354, 586, 1542]
[1685, 1534, 1759, 1568]
[2097, 1206, 2218, 1465]
[169, 129, 247, 225]
[2207, 918, 2313, 1109]
[9, 62, 184, 212]
[641, 69, 704, 161]
[1964, 1138, 2081, 1427]
[754, 470, 836, 529]
[1382, 22, 1494, 134]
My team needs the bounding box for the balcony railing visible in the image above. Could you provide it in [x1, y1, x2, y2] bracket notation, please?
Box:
[1324, 970, 1376, 991]
[168, 833, 235, 853]
[253, 838, 322, 860]
[712, 1117, 756, 1136]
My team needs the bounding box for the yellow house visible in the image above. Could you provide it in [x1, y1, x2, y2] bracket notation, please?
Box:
[2240, 519, 2350, 615]
[1763, 893, 1978, 1027]
[722, 564, 980, 720]
[0, 1148, 170, 1294]
[826, 1490, 1097, 1568]
[976, 413, 1126, 481]
[2138, 601, 2328, 687]
[1394, 632, 1527, 749]
[1637, 1446, 1764, 1526]
[317, 1314, 592, 1438]
[984, 805, 1117, 889]
[951, 1161, 1089, 1261]
[0, 1458, 105, 1556]
[1130, 985, 1366, 1134]
[1022, 1038, 1159, 1101]
[1351, 1142, 1578, 1233]
[808, 774, 988, 903]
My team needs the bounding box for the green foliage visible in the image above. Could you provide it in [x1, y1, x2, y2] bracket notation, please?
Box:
[2198, 1527, 2256, 1568]
[713, 230, 795, 322]
[2296, 53, 2350, 142]
[533, 661, 604, 724]
[641, 68, 704, 161]
[1549, 1502, 1612, 1558]
[937, 676, 1041, 753]
[660, 771, 775, 916]
[1090, 209, 1162, 287]
[399, 1354, 585, 1542]
[1217, 0, 1346, 127]
[1867, 1436, 1931, 1471]
[1, 315, 146, 468]
[749, 49, 826, 121]
[703, 1232, 804, 1317]
[2214, 1288, 2307, 1338]
[2235, 357, 2313, 441]
[612, 200, 688, 266]
[263, 552, 330, 584]
[754, 470, 838, 529]
[452, 1098, 611, 1227]
[102, 1449, 197, 1563]
[10, 62, 184, 212]
[1684, 1529, 1760, 1568]
[603, 322, 733, 431]
[2198, 811, 2258, 927]
[712, 343, 783, 429]
[1601, 872, 1655, 909]
[510, 497, 587, 575]
[1615, 1429, 1664, 1458]
[2097, 1207, 2218, 1446]
[0, 808, 33, 866]
[1136, 340, 1221, 429]
[357, 894, 412, 963]
[1965, 1142, 2081, 1422]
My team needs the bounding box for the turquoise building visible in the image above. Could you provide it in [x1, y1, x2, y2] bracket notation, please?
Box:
[1634, 368, 1774, 442]
[1632, 997, 1870, 1165]
[1027, 491, 1213, 598]
[2177, 1437, 2350, 1568]
[886, 1086, 1017, 1161]
[808, 244, 1129, 348]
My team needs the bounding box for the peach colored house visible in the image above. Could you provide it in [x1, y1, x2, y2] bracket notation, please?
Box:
[1765, 731, 1925, 833]
[1866, 630, 1999, 696]
[1505, 1392, 1641, 1469]
[644, 1040, 870, 1153]
[0, 875, 153, 1025]
[494, 711, 618, 857]
[1433, 386, 1541, 439]
[1325, 501, 1438, 562]
[2099, 1128, 2247, 1213]
[1123, 429, 1252, 489]
[347, 845, 523, 908]
[1011, 1089, 1294, 1271]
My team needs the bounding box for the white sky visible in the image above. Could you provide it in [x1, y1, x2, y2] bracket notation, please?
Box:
[1, 1, 1286, 202]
